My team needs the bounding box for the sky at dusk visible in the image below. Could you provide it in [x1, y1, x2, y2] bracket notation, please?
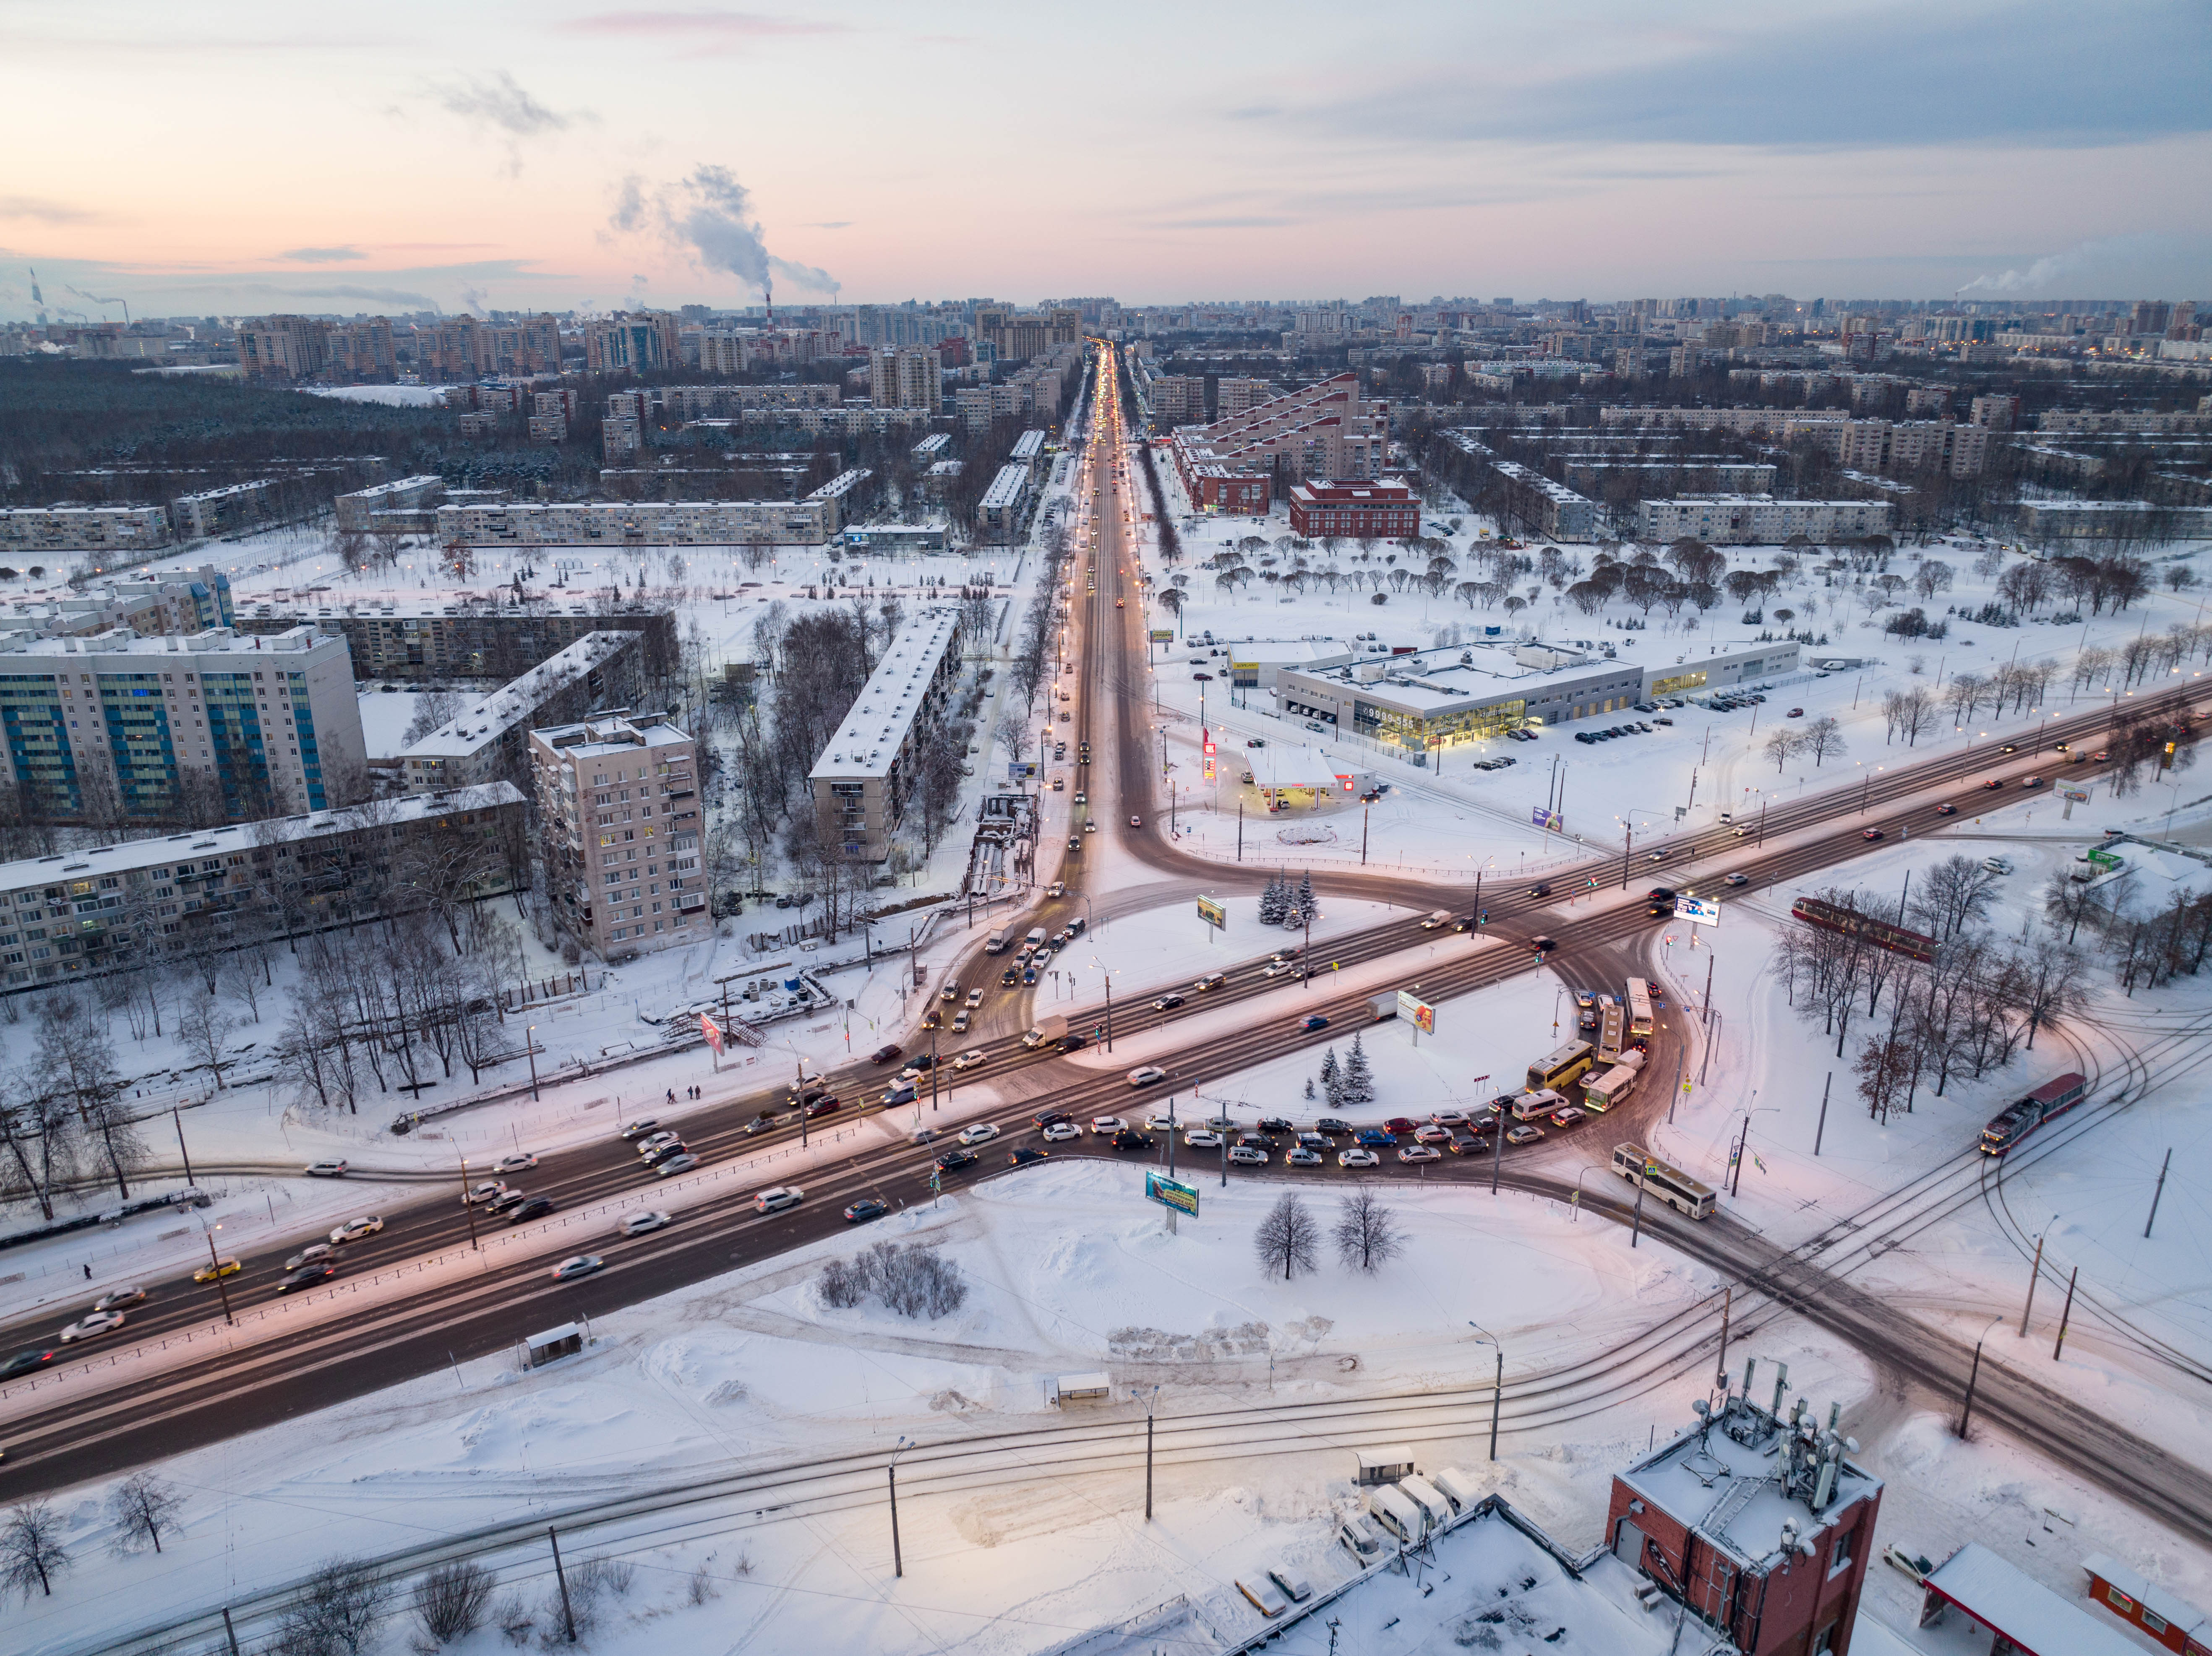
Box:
[5, 0, 2209, 320]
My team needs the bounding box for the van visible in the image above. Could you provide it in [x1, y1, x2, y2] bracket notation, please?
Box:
[1982, 856, 2014, 875]
[1367, 1484, 1429, 1545]
[1268, 1567, 1313, 1604]
[1338, 1513, 1388, 1559]
[1511, 1088, 1566, 1121]
[1419, 909, 1453, 930]
[1398, 1474, 1454, 1533]
[1432, 1466, 1482, 1515]
[1025, 927, 1048, 949]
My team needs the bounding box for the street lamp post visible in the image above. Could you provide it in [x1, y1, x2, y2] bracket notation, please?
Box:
[203, 1225, 233, 1325]
[1956, 1316, 2004, 1440]
[527, 1023, 540, 1102]
[887, 1436, 912, 1577]
[1469, 1323, 1503, 1461]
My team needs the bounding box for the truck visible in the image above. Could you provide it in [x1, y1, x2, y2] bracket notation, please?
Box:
[1020, 1013, 1070, 1049]
[1980, 1072, 2089, 1156]
[1368, 991, 1399, 1021]
[985, 928, 1011, 955]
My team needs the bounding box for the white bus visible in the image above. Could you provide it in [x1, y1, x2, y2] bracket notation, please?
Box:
[1625, 978, 1655, 1039]
[1511, 1088, 1568, 1122]
[1610, 1142, 1715, 1219]
[1582, 1065, 1639, 1112]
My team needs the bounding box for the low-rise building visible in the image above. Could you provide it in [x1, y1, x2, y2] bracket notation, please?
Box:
[530, 712, 703, 957]
[241, 603, 673, 685]
[1288, 478, 1421, 540]
[399, 630, 644, 794]
[434, 497, 842, 547]
[841, 525, 949, 555]
[808, 609, 963, 861]
[0, 505, 175, 554]
[1276, 637, 1797, 755]
[171, 480, 279, 541]
[334, 475, 447, 534]
[0, 625, 365, 823]
[0, 782, 526, 989]
[1635, 495, 1893, 545]
[978, 463, 1031, 543]
[2015, 501, 2212, 542]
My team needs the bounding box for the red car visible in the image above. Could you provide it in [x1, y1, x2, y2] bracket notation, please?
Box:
[1934, 803, 1958, 816]
[870, 1044, 902, 1065]
[1385, 1117, 1419, 1135]
[1861, 828, 1885, 841]
[804, 1098, 841, 1119]
[1982, 778, 2003, 790]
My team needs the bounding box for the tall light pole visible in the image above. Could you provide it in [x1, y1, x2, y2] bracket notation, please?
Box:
[1468, 1323, 1503, 1461]
[527, 1023, 540, 1101]
[887, 1436, 912, 1577]
[1956, 1315, 2004, 1440]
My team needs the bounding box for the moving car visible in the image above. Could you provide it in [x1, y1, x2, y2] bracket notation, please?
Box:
[1862, 828, 1885, 841]
[193, 1257, 243, 1284]
[276, 1263, 338, 1294]
[1527, 883, 1552, 898]
[1936, 802, 1958, 815]
[1129, 815, 1142, 827]
[1090, 1115, 1128, 1134]
[1300, 1014, 1330, 1032]
[617, 1211, 670, 1237]
[91, 1287, 146, 1312]
[843, 1199, 889, 1224]
[1338, 1148, 1381, 1169]
[1286, 1147, 1324, 1168]
[60, 1309, 128, 1343]
[655, 1152, 701, 1179]
[0, 1346, 60, 1380]
[870, 1044, 903, 1064]
[1127, 1065, 1168, 1087]
[933, 1150, 978, 1174]
[1316, 1117, 1351, 1134]
[485, 1189, 530, 1216]
[1505, 1123, 1546, 1145]
[329, 1216, 384, 1245]
[957, 1122, 1000, 1146]
[1042, 1122, 1081, 1142]
[634, 1132, 682, 1157]
[1549, 1105, 1587, 1128]
[1194, 972, 1226, 991]
[305, 1159, 349, 1178]
[1009, 1147, 1050, 1166]
[804, 1098, 841, 1120]
[284, 1243, 337, 1271]
[550, 1255, 605, 1283]
[1355, 1128, 1398, 1148]
[1398, 1145, 1442, 1164]
[642, 1141, 691, 1169]
[1110, 1130, 1156, 1151]
[952, 1050, 988, 1072]
[754, 1187, 804, 1214]
[493, 1152, 538, 1174]
[1228, 1146, 1268, 1166]
[506, 1197, 557, 1224]
[1184, 1129, 1224, 1149]
[1725, 872, 1749, 887]
[619, 1118, 662, 1141]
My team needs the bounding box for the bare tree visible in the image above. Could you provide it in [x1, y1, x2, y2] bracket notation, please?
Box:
[271, 1557, 392, 1656]
[1253, 1191, 1320, 1281]
[413, 1559, 498, 1645]
[1332, 1189, 1404, 1273]
[1912, 854, 2001, 941]
[1762, 728, 1802, 772]
[1800, 715, 1847, 768]
[109, 1471, 183, 1554]
[177, 989, 236, 1089]
[0, 1499, 71, 1599]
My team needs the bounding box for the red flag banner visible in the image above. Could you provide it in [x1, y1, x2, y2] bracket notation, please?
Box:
[701, 1012, 725, 1054]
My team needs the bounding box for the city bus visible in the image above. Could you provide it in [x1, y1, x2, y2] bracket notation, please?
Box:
[1527, 1039, 1596, 1094]
[1625, 977, 1655, 1039]
[1610, 1143, 1716, 1219]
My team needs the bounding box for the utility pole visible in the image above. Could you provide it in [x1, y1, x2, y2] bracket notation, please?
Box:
[1630, 1159, 1648, 1248]
[1813, 1072, 1830, 1156]
[1957, 1320, 2001, 1440]
[549, 1528, 577, 1643]
[2144, 1148, 2173, 1237]
[1361, 802, 1369, 865]
[171, 1106, 196, 1188]
[1701, 950, 1716, 1028]
[460, 1157, 480, 1251]
[1143, 1386, 1158, 1518]
[1716, 1285, 1732, 1383]
[2053, 1268, 2079, 1360]
[887, 1438, 911, 1578]
[205, 1229, 233, 1325]
[1620, 822, 1632, 890]
[527, 1023, 540, 1101]
[2019, 1232, 2045, 1334]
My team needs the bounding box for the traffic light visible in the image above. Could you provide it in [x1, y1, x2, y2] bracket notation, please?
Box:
[1478, 909, 1488, 925]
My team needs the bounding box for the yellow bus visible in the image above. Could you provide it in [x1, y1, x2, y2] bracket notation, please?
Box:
[1625, 977, 1655, 1039]
[1527, 1039, 1595, 1093]
[1610, 1143, 1715, 1219]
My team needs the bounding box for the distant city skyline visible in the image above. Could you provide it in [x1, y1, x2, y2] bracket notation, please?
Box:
[4, 0, 2208, 320]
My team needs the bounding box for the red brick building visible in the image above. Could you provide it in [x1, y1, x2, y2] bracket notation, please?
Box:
[1605, 1364, 1882, 1656]
[1185, 462, 1270, 514]
[1288, 477, 1420, 540]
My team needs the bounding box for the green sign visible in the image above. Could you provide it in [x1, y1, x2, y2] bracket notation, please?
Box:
[2087, 847, 2123, 870]
[1146, 1172, 1199, 1216]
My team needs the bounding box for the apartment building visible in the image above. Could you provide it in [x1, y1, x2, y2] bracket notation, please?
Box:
[870, 346, 943, 413]
[0, 625, 365, 824]
[434, 495, 844, 548]
[399, 630, 642, 795]
[0, 506, 174, 554]
[530, 713, 703, 957]
[583, 312, 681, 376]
[1438, 433, 1600, 541]
[334, 475, 447, 534]
[658, 383, 841, 418]
[1287, 478, 1420, 540]
[1634, 495, 1894, 545]
[236, 316, 333, 381]
[977, 464, 1031, 543]
[807, 609, 963, 861]
[1169, 373, 1388, 507]
[243, 603, 673, 684]
[1216, 376, 1270, 418]
[0, 565, 237, 642]
[172, 480, 279, 540]
[0, 782, 526, 989]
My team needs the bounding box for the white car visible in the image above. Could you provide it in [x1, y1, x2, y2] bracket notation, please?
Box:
[1398, 1145, 1443, 1164]
[1184, 1129, 1224, 1149]
[1145, 1113, 1181, 1132]
[957, 1122, 1000, 1146]
[1042, 1122, 1081, 1142]
[284, 1242, 337, 1271]
[1413, 1124, 1450, 1144]
[1090, 1115, 1128, 1135]
[1285, 1148, 1325, 1168]
[754, 1186, 804, 1214]
[655, 1153, 699, 1178]
[1126, 1065, 1168, 1087]
[1260, 961, 1294, 978]
[952, 1050, 989, 1072]
[304, 1159, 349, 1178]
[60, 1309, 128, 1344]
[1047, 881, 1067, 897]
[91, 1287, 146, 1312]
[1228, 1146, 1268, 1166]
[1338, 1148, 1381, 1169]
[464, 1180, 511, 1206]
[616, 1211, 671, 1237]
[493, 1152, 539, 1174]
[634, 1132, 682, 1157]
[329, 1216, 384, 1245]
[550, 1255, 605, 1283]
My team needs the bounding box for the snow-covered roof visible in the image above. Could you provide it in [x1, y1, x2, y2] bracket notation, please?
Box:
[1926, 1544, 2147, 1656]
[1246, 744, 1351, 789]
[806, 608, 961, 782]
[403, 630, 636, 760]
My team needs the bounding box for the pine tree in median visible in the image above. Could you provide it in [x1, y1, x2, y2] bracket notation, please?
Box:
[1341, 1031, 1375, 1107]
[1319, 1046, 1342, 1107]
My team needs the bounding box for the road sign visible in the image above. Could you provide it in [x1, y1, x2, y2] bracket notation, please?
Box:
[1146, 1172, 1199, 1216]
[1396, 989, 1437, 1034]
[1674, 895, 1721, 926]
[1197, 895, 1227, 930]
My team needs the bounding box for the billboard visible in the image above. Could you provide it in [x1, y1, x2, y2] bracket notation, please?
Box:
[1146, 1172, 1199, 1216]
[1531, 807, 1562, 831]
[1150, 628, 1174, 643]
[1674, 895, 1721, 926]
[1396, 988, 1437, 1034]
[1197, 895, 1227, 930]
[2060, 786, 2091, 802]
